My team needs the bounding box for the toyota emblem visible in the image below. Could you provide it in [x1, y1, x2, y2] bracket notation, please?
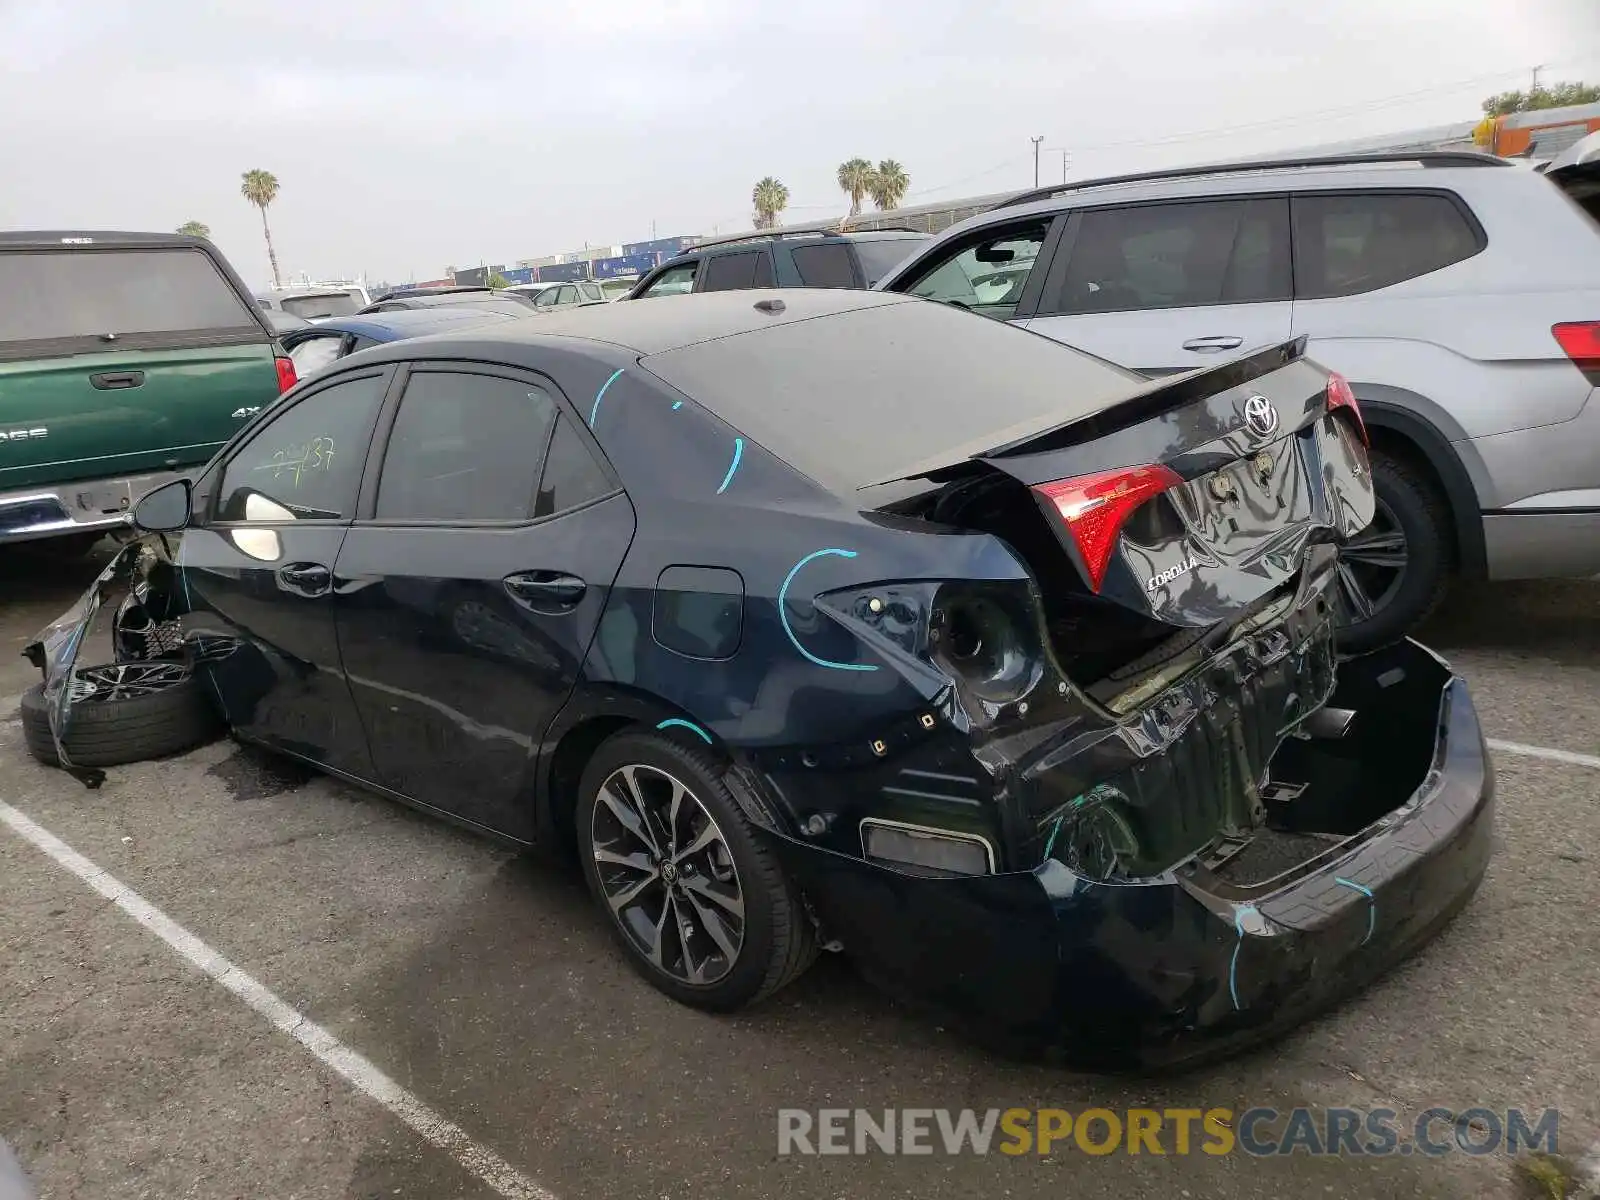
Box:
[1241, 394, 1280, 438]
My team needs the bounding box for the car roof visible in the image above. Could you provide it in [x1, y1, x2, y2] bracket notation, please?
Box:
[936, 155, 1516, 239]
[304, 306, 522, 341]
[395, 288, 908, 357]
[0, 230, 210, 250]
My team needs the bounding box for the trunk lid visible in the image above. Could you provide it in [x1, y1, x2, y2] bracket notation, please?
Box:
[876, 339, 1374, 643]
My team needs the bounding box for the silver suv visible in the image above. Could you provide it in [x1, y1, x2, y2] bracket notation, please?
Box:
[876, 150, 1600, 648]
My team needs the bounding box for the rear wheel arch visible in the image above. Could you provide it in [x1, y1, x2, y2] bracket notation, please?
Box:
[1351, 390, 1486, 580]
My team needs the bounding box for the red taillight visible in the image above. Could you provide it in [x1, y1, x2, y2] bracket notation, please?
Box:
[1552, 322, 1600, 384]
[274, 356, 297, 394]
[1032, 464, 1181, 593]
[1325, 372, 1367, 445]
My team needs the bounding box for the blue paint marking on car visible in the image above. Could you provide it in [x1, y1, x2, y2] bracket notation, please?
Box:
[590, 368, 624, 427]
[778, 548, 878, 672]
[656, 717, 713, 744]
[717, 437, 743, 495]
[1334, 876, 1377, 945]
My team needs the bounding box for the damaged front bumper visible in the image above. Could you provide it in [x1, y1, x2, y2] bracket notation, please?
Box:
[745, 638, 1493, 1070]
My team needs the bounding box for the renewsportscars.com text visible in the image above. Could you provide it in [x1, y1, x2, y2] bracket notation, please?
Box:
[776, 1107, 1561, 1157]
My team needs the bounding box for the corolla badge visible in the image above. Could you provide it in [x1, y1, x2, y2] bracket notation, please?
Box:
[1147, 557, 1199, 592]
[1240, 394, 1280, 438]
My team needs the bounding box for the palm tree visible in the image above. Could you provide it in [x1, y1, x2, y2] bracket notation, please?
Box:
[751, 177, 790, 229]
[176, 220, 210, 240]
[239, 169, 282, 288]
[870, 160, 909, 211]
[837, 158, 876, 218]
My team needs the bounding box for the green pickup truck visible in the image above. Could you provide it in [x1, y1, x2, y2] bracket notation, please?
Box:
[0, 231, 295, 550]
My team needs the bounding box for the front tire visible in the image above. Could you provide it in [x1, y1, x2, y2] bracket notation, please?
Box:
[1336, 452, 1453, 653]
[19, 662, 223, 768]
[576, 731, 816, 1011]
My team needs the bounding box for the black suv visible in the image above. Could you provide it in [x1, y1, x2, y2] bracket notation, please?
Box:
[624, 228, 930, 299]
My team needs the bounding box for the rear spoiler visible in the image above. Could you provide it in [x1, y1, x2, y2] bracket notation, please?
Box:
[981, 336, 1309, 459]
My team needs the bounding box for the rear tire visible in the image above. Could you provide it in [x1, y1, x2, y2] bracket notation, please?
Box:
[19, 663, 223, 769]
[576, 731, 816, 1011]
[1336, 452, 1453, 653]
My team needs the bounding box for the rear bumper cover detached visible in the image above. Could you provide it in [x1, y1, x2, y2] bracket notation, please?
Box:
[753, 640, 1494, 1070]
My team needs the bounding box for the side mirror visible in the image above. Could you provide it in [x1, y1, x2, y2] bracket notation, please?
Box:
[133, 479, 193, 533]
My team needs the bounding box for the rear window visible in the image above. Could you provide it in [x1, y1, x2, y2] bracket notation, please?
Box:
[0, 248, 257, 342]
[701, 251, 774, 292]
[851, 237, 928, 287]
[641, 298, 1143, 494]
[1291, 192, 1483, 299]
[280, 293, 362, 319]
[791, 243, 858, 288]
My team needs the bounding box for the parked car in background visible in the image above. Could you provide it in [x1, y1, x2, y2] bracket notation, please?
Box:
[0, 230, 295, 551]
[624, 228, 931, 299]
[256, 286, 369, 320]
[360, 286, 540, 314]
[64, 288, 1489, 1068]
[875, 149, 1600, 649]
[277, 306, 525, 379]
[506, 281, 610, 310]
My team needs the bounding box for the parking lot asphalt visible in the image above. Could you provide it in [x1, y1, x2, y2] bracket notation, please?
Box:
[1, 543, 1597, 1200]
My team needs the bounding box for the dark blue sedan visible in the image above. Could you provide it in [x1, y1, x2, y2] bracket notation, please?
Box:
[278, 304, 529, 379]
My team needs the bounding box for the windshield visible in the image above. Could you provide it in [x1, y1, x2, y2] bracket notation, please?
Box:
[280, 292, 362, 319]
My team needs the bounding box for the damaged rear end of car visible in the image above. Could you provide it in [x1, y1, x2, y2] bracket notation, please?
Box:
[659, 306, 1494, 1068]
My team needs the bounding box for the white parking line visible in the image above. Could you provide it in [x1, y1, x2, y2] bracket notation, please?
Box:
[1487, 739, 1600, 771]
[0, 799, 557, 1200]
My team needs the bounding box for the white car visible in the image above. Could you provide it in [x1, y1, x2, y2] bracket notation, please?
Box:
[505, 281, 609, 309]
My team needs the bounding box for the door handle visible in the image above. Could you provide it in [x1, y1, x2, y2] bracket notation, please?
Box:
[504, 571, 587, 609]
[277, 562, 332, 596]
[89, 370, 146, 390]
[1180, 336, 1243, 352]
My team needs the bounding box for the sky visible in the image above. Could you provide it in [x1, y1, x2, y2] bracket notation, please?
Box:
[1, 0, 1596, 289]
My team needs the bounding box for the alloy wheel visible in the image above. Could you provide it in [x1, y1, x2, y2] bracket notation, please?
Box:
[1335, 497, 1409, 625]
[590, 763, 746, 985]
[69, 661, 189, 703]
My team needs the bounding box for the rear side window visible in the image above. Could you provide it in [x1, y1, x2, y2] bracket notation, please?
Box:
[1292, 192, 1483, 299]
[791, 243, 858, 288]
[0, 248, 257, 343]
[376, 371, 558, 523]
[534, 416, 612, 517]
[1052, 199, 1290, 314]
[701, 251, 773, 292]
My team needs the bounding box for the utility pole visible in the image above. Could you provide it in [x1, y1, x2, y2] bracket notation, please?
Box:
[1061, 150, 1070, 183]
[1531, 64, 1543, 96]
[1031, 136, 1044, 187]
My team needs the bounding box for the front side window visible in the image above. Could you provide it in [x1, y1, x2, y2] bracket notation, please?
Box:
[637, 262, 698, 298]
[1052, 199, 1290, 315]
[375, 371, 559, 523]
[1292, 192, 1482, 299]
[216, 372, 386, 522]
[897, 221, 1050, 320]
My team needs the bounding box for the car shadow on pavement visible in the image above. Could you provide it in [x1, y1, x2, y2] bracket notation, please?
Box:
[1419, 579, 1600, 662]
